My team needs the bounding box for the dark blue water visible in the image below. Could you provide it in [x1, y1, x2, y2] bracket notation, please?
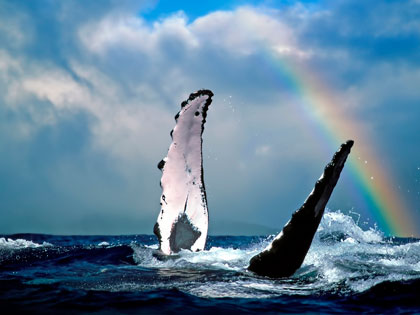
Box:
[1, 211, 420, 314]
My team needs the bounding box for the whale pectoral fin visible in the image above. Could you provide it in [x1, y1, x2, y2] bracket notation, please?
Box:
[248, 140, 354, 278]
[154, 90, 213, 255]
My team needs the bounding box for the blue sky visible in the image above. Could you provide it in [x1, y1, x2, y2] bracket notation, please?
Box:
[0, 0, 419, 235]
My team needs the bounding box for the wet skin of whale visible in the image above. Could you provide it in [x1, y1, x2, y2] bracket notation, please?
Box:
[248, 140, 353, 278]
[153, 89, 353, 278]
[154, 90, 213, 255]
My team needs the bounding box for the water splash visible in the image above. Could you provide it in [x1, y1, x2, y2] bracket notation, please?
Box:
[0, 237, 52, 249]
[132, 210, 420, 297]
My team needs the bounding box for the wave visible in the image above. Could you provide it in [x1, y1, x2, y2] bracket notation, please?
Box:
[130, 210, 420, 298]
[317, 210, 384, 243]
[0, 237, 52, 249]
[0, 242, 136, 270]
[1, 210, 419, 300]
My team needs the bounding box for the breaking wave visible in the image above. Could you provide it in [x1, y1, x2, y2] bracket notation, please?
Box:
[1, 211, 419, 313]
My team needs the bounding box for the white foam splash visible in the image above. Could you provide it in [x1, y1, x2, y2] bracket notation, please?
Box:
[300, 211, 420, 292]
[317, 210, 383, 243]
[131, 210, 420, 298]
[0, 237, 52, 249]
[132, 243, 257, 272]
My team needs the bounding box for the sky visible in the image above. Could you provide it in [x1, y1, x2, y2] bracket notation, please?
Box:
[1, 0, 419, 236]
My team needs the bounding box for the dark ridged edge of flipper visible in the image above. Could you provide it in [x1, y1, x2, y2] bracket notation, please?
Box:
[173, 89, 213, 128]
[248, 140, 354, 278]
[158, 89, 213, 172]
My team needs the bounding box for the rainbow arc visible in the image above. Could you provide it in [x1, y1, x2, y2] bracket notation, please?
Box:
[265, 51, 417, 237]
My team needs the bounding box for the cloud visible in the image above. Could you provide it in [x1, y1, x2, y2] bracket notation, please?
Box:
[2, 5, 311, 165]
[255, 145, 271, 156]
[0, 0, 419, 234]
[79, 12, 199, 55]
[78, 6, 308, 61]
[0, 2, 33, 50]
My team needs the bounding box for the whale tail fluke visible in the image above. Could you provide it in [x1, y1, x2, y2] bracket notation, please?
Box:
[248, 140, 354, 278]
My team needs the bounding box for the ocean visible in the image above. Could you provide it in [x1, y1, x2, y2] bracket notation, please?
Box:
[1, 211, 419, 314]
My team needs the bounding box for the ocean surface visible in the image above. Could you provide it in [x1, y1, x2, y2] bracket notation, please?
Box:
[1, 211, 420, 314]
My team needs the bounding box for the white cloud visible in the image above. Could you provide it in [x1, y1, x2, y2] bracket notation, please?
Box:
[78, 7, 304, 57]
[79, 11, 199, 55]
[23, 70, 91, 110]
[1, 1, 420, 233]
[3, 3, 419, 168]
[255, 145, 271, 156]
[191, 8, 301, 56]
[19, 62, 173, 165]
[4, 7, 305, 168]
[0, 51, 171, 166]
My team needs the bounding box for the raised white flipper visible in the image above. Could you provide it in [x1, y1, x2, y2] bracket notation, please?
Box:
[154, 90, 213, 255]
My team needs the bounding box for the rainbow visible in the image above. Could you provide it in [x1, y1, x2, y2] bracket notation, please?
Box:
[263, 51, 418, 237]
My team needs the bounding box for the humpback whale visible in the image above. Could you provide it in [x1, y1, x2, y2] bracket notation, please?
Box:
[153, 89, 353, 278]
[248, 140, 354, 278]
[154, 90, 213, 255]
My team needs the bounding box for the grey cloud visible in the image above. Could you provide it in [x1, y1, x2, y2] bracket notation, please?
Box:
[1, 1, 419, 235]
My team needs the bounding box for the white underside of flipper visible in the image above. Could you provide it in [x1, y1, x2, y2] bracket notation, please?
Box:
[154, 90, 213, 255]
